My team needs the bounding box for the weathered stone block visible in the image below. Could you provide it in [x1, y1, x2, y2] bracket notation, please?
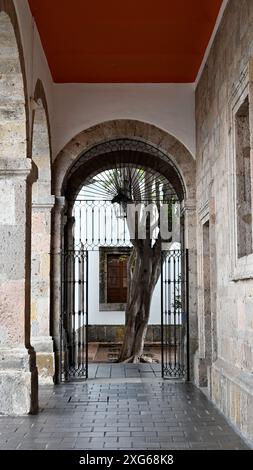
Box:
[0, 370, 31, 415]
[35, 353, 55, 385]
[0, 348, 38, 415]
[210, 359, 253, 446]
[32, 337, 54, 384]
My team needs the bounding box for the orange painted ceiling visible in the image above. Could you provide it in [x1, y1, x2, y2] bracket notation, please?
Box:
[28, 0, 223, 83]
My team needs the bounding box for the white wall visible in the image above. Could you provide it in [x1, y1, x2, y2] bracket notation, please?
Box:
[52, 83, 195, 159]
[88, 251, 161, 325]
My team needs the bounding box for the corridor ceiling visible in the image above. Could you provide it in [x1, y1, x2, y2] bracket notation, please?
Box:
[28, 0, 223, 83]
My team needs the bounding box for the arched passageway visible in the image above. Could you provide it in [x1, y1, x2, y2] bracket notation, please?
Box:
[51, 121, 197, 383]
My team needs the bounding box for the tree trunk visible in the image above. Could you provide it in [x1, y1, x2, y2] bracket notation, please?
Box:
[118, 236, 161, 362]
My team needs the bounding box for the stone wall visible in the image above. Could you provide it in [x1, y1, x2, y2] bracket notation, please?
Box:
[195, 0, 253, 444]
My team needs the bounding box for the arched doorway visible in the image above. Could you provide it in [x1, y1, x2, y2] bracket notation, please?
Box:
[30, 80, 54, 384]
[52, 125, 197, 383]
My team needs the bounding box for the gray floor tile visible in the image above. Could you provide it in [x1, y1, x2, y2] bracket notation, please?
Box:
[0, 364, 250, 451]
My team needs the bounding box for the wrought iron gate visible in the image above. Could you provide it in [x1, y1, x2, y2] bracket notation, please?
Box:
[60, 249, 88, 381]
[60, 197, 189, 381]
[161, 249, 189, 380]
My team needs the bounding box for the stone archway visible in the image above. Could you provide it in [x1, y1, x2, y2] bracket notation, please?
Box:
[51, 120, 197, 383]
[53, 120, 195, 200]
[0, 0, 37, 414]
[30, 79, 55, 384]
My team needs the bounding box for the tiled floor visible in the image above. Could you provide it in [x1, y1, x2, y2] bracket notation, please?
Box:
[0, 365, 250, 450]
[88, 362, 162, 379]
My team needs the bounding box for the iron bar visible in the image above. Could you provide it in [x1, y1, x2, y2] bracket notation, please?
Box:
[161, 250, 189, 379]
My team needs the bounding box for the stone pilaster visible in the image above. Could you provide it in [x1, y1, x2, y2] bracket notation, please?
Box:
[181, 199, 198, 381]
[0, 158, 38, 415]
[31, 196, 55, 384]
[63, 213, 75, 374]
[51, 196, 65, 383]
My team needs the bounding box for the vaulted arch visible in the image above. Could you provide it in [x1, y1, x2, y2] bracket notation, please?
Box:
[53, 120, 196, 204]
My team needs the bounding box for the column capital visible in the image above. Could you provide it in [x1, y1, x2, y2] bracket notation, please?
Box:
[181, 198, 196, 214]
[32, 195, 56, 210]
[54, 195, 66, 209]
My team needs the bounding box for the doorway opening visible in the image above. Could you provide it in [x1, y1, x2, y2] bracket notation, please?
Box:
[60, 139, 189, 381]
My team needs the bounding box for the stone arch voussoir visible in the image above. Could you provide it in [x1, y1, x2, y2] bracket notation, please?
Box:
[0, 0, 29, 159]
[31, 78, 52, 196]
[53, 120, 196, 202]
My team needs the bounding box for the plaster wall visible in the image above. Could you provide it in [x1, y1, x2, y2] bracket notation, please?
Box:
[52, 83, 195, 159]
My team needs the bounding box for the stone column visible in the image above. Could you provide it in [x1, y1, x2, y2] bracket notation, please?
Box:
[0, 158, 38, 415]
[208, 194, 218, 395]
[64, 213, 76, 374]
[194, 190, 217, 388]
[51, 196, 65, 383]
[31, 195, 55, 384]
[181, 199, 198, 381]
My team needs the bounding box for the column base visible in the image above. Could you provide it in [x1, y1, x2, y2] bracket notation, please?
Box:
[32, 337, 55, 384]
[0, 348, 38, 415]
[193, 351, 209, 387]
[53, 335, 61, 384]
